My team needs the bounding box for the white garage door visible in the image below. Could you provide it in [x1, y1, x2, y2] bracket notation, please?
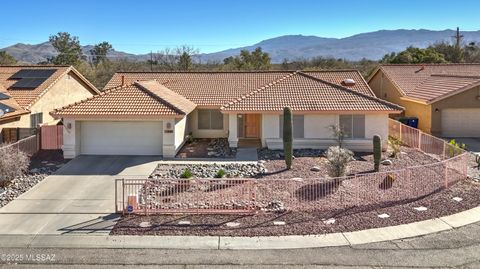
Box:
[442, 108, 480, 137]
[80, 121, 163, 155]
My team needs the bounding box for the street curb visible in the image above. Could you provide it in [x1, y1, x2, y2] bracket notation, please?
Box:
[0, 206, 479, 250]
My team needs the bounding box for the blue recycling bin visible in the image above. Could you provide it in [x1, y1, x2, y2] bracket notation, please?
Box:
[397, 117, 419, 128]
[405, 117, 418, 128]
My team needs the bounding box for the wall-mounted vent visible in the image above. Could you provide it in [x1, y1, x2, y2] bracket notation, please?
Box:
[342, 79, 356, 86]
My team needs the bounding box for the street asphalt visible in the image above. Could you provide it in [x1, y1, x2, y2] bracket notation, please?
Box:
[0, 221, 479, 268]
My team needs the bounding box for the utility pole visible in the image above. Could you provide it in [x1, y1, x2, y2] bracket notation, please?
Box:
[453, 27, 464, 48]
[150, 51, 153, 71]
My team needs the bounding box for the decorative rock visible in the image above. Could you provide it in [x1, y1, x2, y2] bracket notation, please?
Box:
[414, 206, 428, 212]
[139, 221, 152, 228]
[452, 197, 463, 202]
[291, 177, 303, 181]
[310, 166, 321, 172]
[323, 218, 336, 225]
[381, 159, 393, 165]
[273, 221, 286, 226]
[378, 213, 390, 219]
[225, 222, 241, 227]
[178, 221, 191, 226]
[264, 200, 285, 212]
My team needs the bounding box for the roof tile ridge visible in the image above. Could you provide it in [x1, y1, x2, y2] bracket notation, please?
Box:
[52, 83, 131, 114]
[377, 66, 407, 96]
[430, 73, 480, 79]
[134, 80, 188, 115]
[298, 71, 404, 111]
[220, 71, 298, 109]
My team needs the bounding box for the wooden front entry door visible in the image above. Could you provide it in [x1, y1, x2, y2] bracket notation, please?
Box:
[244, 114, 260, 138]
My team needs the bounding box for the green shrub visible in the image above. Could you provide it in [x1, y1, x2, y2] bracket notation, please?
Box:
[215, 169, 226, 178]
[180, 168, 193, 179]
[373, 135, 381, 172]
[388, 136, 402, 158]
[326, 146, 353, 177]
[283, 107, 293, 169]
[448, 139, 466, 157]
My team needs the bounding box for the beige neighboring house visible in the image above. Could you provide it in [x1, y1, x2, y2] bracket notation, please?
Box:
[368, 64, 480, 137]
[51, 70, 402, 159]
[0, 65, 100, 138]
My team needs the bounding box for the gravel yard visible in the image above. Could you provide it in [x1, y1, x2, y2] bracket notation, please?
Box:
[259, 146, 440, 179]
[176, 138, 236, 159]
[111, 178, 480, 236]
[0, 150, 68, 208]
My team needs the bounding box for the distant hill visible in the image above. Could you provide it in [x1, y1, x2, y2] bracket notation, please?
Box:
[0, 42, 150, 63]
[199, 29, 480, 62]
[2, 29, 480, 64]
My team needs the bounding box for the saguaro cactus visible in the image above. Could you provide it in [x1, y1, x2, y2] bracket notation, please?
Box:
[283, 107, 293, 169]
[373, 134, 381, 172]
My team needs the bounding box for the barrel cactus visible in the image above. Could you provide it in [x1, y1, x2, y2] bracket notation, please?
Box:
[373, 134, 381, 172]
[283, 107, 293, 169]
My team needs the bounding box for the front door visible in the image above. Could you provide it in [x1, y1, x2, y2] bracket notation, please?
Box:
[244, 114, 260, 138]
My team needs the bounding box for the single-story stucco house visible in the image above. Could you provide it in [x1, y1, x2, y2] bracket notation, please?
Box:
[368, 64, 480, 137]
[51, 70, 403, 158]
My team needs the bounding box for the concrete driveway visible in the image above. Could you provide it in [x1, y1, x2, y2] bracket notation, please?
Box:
[0, 155, 161, 235]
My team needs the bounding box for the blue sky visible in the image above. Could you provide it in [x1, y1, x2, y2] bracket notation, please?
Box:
[0, 0, 478, 54]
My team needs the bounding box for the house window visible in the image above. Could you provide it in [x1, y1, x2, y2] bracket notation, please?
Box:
[279, 115, 304, 138]
[30, 112, 43, 127]
[339, 115, 365, 139]
[198, 109, 223, 130]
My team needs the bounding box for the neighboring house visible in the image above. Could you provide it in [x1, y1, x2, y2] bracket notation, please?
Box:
[0, 65, 100, 138]
[51, 70, 402, 158]
[368, 64, 480, 137]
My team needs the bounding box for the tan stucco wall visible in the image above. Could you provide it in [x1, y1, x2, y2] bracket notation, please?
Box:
[430, 85, 480, 136]
[369, 71, 432, 134]
[1, 71, 96, 132]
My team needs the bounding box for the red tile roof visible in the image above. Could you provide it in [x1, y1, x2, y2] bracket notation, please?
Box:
[104, 70, 374, 107]
[51, 81, 192, 118]
[221, 72, 403, 112]
[104, 71, 295, 107]
[135, 80, 196, 114]
[57, 70, 399, 118]
[302, 70, 374, 96]
[373, 64, 480, 103]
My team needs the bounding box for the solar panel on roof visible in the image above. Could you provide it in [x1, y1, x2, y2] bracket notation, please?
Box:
[0, 92, 10, 100]
[0, 103, 16, 114]
[10, 69, 56, 79]
[10, 77, 48, 89]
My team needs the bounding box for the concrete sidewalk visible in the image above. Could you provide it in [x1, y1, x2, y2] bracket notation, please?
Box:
[0, 206, 479, 250]
[0, 221, 479, 268]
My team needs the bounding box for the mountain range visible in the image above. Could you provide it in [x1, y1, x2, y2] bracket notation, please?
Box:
[2, 29, 480, 64]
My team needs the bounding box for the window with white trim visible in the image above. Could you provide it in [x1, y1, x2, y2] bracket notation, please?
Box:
[198, 109, 224, 130]
[339, 115, 365, 139]
[279, 115, 304, 138]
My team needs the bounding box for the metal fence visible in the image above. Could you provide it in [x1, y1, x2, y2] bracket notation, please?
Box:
[0, 134, 39, 156]
[116, 120, 469, 214]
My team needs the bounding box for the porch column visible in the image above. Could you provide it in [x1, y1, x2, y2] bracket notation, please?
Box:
[228, 113, 238, 147]
[162, 119, 176, 158]
[62, 118, 80, 159]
